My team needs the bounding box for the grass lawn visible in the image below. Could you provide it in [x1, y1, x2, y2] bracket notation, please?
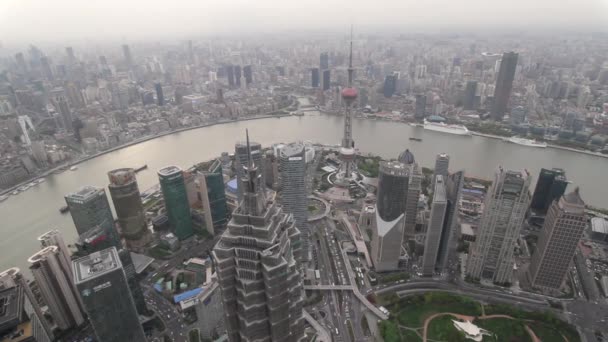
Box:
[476, 318, 532, 342]
[399, 328, 422, 341]
[427, 315, 462, 341]
[393, 294, 482, 327]
[530, 323, 566, 342]
[379, 320, 401, 342]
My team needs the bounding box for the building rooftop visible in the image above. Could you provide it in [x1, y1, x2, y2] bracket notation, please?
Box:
[433, 176, 447, 202]
[398, 149, 415, 165]
[108, 168, 136, 186]
[279, 142, 304, 158]
[27, 246, 57, 264]
[157, 165, 182, 177]
[591, 217, 608, 235]
[0, 286, 21, 331]
[65, 185, 103, 201]
[73, 247, 122, 284]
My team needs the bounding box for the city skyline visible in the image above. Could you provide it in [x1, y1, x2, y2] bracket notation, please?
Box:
[1, 1, 608, 45]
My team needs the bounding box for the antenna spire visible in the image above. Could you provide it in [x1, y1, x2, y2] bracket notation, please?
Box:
[246, 129, 253, 169]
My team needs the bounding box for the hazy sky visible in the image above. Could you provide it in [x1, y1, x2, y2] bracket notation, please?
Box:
[1, 0, 607, 44]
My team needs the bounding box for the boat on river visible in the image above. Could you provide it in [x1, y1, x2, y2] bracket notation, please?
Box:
[503, 137, 547, 148]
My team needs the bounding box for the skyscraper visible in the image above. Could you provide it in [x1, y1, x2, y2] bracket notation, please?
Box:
[243, 65, 253, 85]
[73, 248, 147, 342]
[404, 164, 422, 238]
[383, 74, 397, 98]
[158, 166, 194, 240]
[467, 168, 531, 284]
[530, 168, 568, 214]
[371, 161, 408, 271]
[422, 176, 447, 276]
[225, 65, 235, 87]
[155, 83, 164, 106]
[311, 68, 320, 88]
[280, 142, 309, 261]
[38, 230, 72, 280]
[108, 168, 149, 250]
[235, 140, 264, 202]
[122, 44, 133, 67]
[526, 189, 587, 292]
[436, 170, 465, 271]
[463, 80, 478, 110]
[491, 52, 518, 121]
[415, 94, 426, 119]
[195, 160, 229, 235]
[28, 246, 85, 330]
[0, 267, 54, 342]
[234, 65, 242, 87]
[337, 35, 358, 185]
[65, 186, 119, 246]
[320, 52, 329, 70]
[433, 153, 450, 186]
[322, 69, 330, 91]
[212, 132, 304, 342]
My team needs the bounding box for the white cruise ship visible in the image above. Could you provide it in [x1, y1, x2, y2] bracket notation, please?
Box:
[423, 120, 471, 136]
[504, 137, 547, 148]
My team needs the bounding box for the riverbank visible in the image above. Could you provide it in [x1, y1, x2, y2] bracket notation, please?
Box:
[470, 132, 608, 159]
[0, 113, 291, 197]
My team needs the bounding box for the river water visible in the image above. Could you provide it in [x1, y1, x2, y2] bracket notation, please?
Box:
[1, 112, 607, 272]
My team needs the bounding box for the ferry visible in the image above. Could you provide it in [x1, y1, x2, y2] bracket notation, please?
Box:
[36, 178, 45, 184]
[69, 166, 78, 171]
[409, 137, 422, 142]
[59, 205, 70, 214]
[11, 190, 19, 196]
[423, 120, 471, 136]
[503, 137, 547, 148]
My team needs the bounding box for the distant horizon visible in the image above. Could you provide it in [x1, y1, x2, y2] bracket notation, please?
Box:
[1, 0, 607, 48]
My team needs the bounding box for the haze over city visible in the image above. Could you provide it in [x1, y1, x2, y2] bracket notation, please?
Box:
[2, 1, 608, 342]
[1, 0, 608, 45]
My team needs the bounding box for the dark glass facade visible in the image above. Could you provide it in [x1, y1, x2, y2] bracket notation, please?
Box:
[376, 161, 409, 222]
[531, 168, 568, 214]
[65, 186, 119, 246]
[491, 52, 518, 120]
[158, 166, 194, 240]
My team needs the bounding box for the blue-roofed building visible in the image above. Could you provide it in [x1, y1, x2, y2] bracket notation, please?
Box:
[173, 287, 204, 303]
[226, 178, 238, 195]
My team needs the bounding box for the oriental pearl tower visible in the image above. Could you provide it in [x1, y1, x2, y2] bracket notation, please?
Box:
[337, 32, 358, 185]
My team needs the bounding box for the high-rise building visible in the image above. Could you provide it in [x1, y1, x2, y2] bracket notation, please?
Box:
[491, 52, 518, 121]
[38, 230, 72, 280]
[280, 142, 309, 261]
[422, 176, 448, 276]
[155, 83, 164, 106]
[65, 47, 76, 64]
[463, 80, 478, 110]
[320, 52, 329, 70]
[0, 267, 54, 342]
[73, 248, 146, 342]
[235, 140, 264, 202]
[530, 168, 568, 214]
[404, 164, 422, 238]
[243, 65, 253, 85]
[122, 44, 133, 67]
[415, 94, 426, 119]
[526, 189, 586, 292]
[322, 69, 330, 91]
[433, 153, 450, 185]
[108, 168, 149, 250]
[311, 68, 320, 88]
[195, 160, 228, 235]
[436, 171, 465, 271]
[225, 65, 235, 87]
[28, 246, 85, 330]
[65, 186, 119, 246]
[234, 65, 242, 87]
[467, 168, 531, 284]
[371, 161, 408, 271]
[383, 74, 397, 98]
[158, 166, 194, 240]
[212, 132, 304, 342]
